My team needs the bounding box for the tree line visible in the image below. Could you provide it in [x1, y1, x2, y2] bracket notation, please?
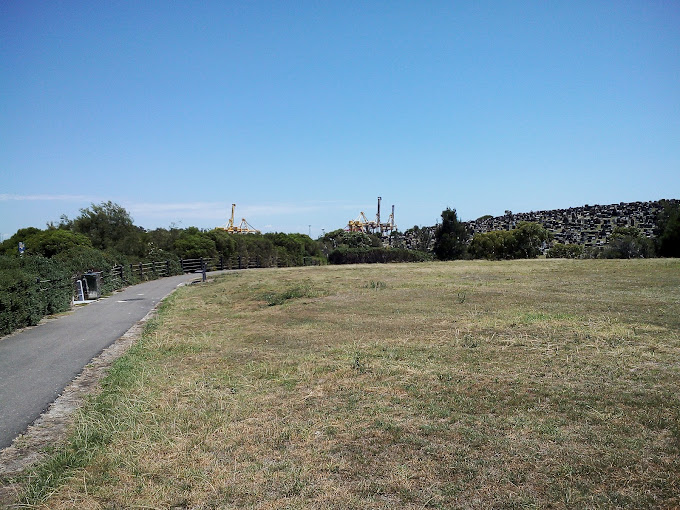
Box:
[3, 199, 676, 336]
[0, 202, 325, 335]
[431, 200, 679, 261]
[0, 201, 326, 267]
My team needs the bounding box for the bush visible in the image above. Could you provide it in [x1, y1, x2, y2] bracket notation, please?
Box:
[0, 269, 42, 334]
[328, 247, 430, 264]
[546, 243, 584, 259]
[603, 227, 655, 259]
[469, 222, 552, 260]
[0, 255, 72, 335]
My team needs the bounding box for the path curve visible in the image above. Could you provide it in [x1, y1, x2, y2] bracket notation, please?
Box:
[0, 273, 203, 449]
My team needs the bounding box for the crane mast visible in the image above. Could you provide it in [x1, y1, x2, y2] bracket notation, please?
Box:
[346, 196, 397, 235]
[218, 204, 260, 234]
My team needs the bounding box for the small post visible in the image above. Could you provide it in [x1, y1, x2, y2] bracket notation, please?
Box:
[220, 256, 224, 271]
[202, 260, 207, 282]
[238, 256, 242, 269]
[139, 262, 143, 279]
[166, 260, 170, 276]
[76, 280, 85, 302]
[180, 259, 184, 273]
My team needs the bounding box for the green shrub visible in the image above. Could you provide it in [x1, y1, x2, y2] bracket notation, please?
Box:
[0, 256, 72, 335]
[546, 243, 584, 259]
[469, 222, 552, 260]
[328, 246, 430, 264]
[0, 270, 42, 334]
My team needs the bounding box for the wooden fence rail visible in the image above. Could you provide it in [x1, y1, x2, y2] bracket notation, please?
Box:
[179, 256, 282, 273]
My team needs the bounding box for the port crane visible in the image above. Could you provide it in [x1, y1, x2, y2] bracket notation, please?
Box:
[218, 204, 260, 234]
[346, 197, 397, 235]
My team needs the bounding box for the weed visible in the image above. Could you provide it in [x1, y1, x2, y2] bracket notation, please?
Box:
[365, 280, 387, 290]
[263, 284, 320, 306]
[352, 352, 367, 373]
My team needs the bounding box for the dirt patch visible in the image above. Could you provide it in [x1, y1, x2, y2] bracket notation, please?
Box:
[0, 304, 160, 507]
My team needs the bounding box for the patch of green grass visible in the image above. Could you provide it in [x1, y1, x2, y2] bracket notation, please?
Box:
[262, 284, 322, 306]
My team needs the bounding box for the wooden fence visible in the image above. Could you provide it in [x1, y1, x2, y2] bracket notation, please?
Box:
[179, 255, 321, 273]
[180, 256, 275, 273]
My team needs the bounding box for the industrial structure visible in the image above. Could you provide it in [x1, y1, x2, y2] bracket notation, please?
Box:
[347, 197, 397, 235]
[218, 204, 260, 234]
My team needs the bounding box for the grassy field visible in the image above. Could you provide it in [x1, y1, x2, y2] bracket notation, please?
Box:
[13, 259, 680, 508]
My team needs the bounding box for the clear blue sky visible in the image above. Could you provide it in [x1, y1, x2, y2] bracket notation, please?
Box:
[2, 1, 679, 239]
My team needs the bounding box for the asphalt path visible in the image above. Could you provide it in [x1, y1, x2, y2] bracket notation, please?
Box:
[0, 272, 204, 449]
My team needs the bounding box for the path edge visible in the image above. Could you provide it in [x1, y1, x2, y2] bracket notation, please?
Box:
[0, 284, 185, 506]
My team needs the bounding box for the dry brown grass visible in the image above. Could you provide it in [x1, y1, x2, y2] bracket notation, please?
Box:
[20, 259, 680, 508]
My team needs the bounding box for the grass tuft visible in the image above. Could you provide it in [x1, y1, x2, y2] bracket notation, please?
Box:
[364, 280, 387, 290]
[262, 284, 322, 306]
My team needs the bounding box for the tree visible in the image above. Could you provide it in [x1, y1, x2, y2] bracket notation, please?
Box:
[0, 227, 42, 256]
[70, 201, 145, 257]
[469, 222, 551, 260]
[605, 227, 654, 259]
[321, 230, 381, 250]
[433, 208, 469, 260]
[0, 228, 92, 258]
[469, 230, 516, 260]
[146, 226, 184, 254]
[403, 225, 434, 252]
[173, 235, 217, 260]
[656, 201, 680, 257]
[26, 229, 92, 258]
[513, 222, 552, 258]
[207, 229, 236, 258]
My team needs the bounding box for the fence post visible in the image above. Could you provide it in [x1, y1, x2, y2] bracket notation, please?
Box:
[129, 264, 133, 279]
[180, 259, 184, 273]
[166, 260, 170, 276]
[238, 256, 242, 269]
[220, 256, 224, 271]
[119, 265, 124, 281]
[152, 261, 157, 277]
[139, 262, 143, 279]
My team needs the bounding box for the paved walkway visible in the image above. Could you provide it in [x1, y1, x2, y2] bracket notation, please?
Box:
[0, 273, 202, 449]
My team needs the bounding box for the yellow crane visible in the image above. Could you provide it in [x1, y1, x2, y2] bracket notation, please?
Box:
[347, 212, 371, 232]
[219, 204, 260, 234]
[347, 197, 397, 234]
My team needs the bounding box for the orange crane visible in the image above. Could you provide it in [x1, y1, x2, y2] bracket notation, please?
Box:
[219, 204, 260, 234]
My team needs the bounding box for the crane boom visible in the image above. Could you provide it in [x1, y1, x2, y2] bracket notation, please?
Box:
[218, 204, 260, 234]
